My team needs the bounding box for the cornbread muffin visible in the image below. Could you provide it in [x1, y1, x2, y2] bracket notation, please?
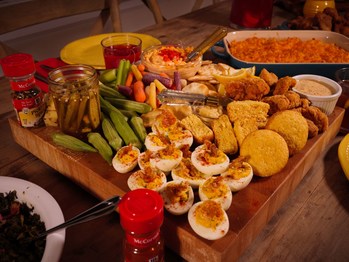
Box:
[265, 110, 308, 156]
[233, 117, 258, 147]
[180, 114, 214, 144]
[240, 129, 289, 177]
[211, 114, 238, 155]
[227, 100, 270, 128]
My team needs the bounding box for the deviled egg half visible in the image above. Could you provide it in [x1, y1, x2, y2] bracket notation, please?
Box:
[144, 132, 170, 152]
[159, 180, 194, 215]
[151, 109, 179, 135]
[191, 140, 229, 176]
[198, 176, 232, 211]
[171, 158, 209, 188]
[112, 145, 140, 173]
[167, 128, 193, 148]
[188, 200, 229, 240]
[221, 156, 253, 192]
[150, 144, 183, 173]
[127, 166, 167, 191]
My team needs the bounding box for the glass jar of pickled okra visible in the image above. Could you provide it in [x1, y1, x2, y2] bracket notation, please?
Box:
[48, 64, 101, 137]
[1, 53, 46, 127]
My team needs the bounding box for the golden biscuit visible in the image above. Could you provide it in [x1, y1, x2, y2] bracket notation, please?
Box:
[240, 129, 289, 177]
[265, 110, 308, 156]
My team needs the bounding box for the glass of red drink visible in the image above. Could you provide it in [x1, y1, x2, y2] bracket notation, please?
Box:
[229, 0, 274, 29]
[101, 34, 142, 69]
[335, 68, 349, 134]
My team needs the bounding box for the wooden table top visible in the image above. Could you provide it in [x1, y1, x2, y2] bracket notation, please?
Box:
[1, 1, 349, 261]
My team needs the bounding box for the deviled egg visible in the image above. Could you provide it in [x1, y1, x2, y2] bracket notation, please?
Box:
[198, 176, 232, 211]
[188, 200, 229, 240]
[127, 166, 167, 191]
[159, 180, 194, 215]
[221, 156, 253, 192]
[112, 145, 140, 173]
[191, 140, 229, 176]
[171, 158, 209, 188]
[137, 150, 154, 170]
[151, 109, 179, 135]
[167, 128, 193, 148]
[144, 132, 170, 152]
[150, 144, 183, 173]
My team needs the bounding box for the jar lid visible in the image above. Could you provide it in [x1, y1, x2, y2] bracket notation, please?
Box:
[1, 53, 36, 77]
[119, 189, 164, 234]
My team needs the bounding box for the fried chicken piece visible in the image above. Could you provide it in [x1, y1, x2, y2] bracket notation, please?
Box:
[288, 16, 314, 30]
[293, 106, 329, 133]
[273, 76, 297, 95]
[306, 119, 319, 138]
[259, 68, 278, 88]
[314, 12, 333, 31]
[284, 91, 302, 109]
[225, 77, 270, 101]
[300, 98, 311, 108]
[323, 7, 341, 22]
[262, 95, 290, 115]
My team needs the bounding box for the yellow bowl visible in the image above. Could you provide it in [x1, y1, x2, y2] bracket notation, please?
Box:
[338, 133, 349, 180]
[141, 44, 202, 79]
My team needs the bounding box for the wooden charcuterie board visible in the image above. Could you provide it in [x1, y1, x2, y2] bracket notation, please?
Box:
[8, 107, 344, 262]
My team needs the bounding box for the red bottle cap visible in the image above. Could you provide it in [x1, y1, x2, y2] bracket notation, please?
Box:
[1, 53, 36, 77]
[119, 189, 164, 234]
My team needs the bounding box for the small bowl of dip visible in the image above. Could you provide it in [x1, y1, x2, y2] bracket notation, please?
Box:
[141, 44, 202, 79]
[292, 74, 342, 115]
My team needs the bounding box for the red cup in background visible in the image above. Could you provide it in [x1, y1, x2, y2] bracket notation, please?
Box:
[229, 0, 274, 29]
[101, 34, 142, 69]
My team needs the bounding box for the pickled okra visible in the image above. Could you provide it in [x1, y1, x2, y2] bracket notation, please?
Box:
[51, 81, 101, 135]
[102, 117, 123, 151]
[87, 132, 113, 165]
[52, 133, 97, 152]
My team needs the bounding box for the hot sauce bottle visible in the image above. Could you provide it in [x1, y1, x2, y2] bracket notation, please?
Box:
[118, 189, 164, 262]
[1, 53, 46, 127]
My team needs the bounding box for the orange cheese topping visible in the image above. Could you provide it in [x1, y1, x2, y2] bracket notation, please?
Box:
[201, 177, 229, 199]
[117, 145, 139, 164]
[194, 200, 224, 229]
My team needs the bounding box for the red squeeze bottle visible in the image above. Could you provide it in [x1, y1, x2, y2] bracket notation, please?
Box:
[118, 189, 164, 262]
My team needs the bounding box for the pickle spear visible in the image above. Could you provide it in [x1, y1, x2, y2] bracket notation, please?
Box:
[76, 95, 88, 131]
[88, 90, 101, 129]
[63, 92, 81, 131]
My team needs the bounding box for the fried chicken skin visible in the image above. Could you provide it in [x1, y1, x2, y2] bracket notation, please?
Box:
[259, 68, 278, 88]
[262, 95, 290, 115]
[293, 106, 329, 133]
[273, 76, 297, 95]
[306, 119, 319, 138]
[284, 91, 302, 109]
[225, 77, 270, 101]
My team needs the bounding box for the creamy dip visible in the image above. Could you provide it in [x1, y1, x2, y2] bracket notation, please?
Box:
[294, 79, 333, 96]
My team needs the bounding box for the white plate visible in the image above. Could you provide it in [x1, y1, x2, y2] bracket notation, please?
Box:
[0, 176, 65, 262]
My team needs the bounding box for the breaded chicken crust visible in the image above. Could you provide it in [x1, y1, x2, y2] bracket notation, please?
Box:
[240, 129, 289, 177]
[273, 76, 297, 95]
[259, 68, 278, 88]
[225, 77, 270, 101]
[262, 95, 290, 115]
[293, 106, 329, 133]
[266, 110, 308, 156]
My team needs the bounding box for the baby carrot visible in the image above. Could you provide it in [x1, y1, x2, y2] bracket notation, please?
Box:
[137, 63, 146, 72]
[125, 71, 134, 87]
[159, 72, 170, 78]
[133, 80, 146, 102]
